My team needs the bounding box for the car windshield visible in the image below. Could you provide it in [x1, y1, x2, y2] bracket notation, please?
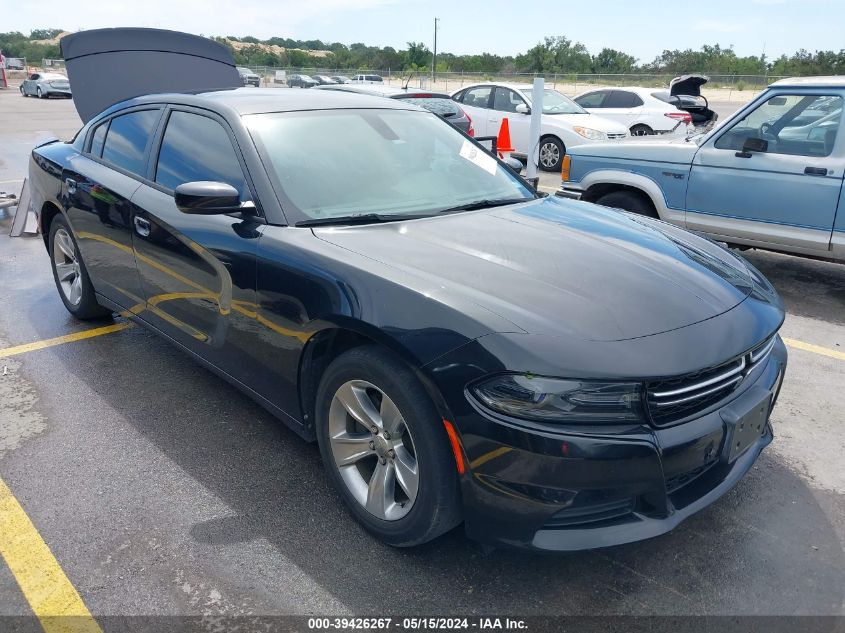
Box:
[245, 109, 533, 223]
[525, 89, 587, 115]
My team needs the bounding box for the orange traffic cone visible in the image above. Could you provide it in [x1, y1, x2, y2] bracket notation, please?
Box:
[496, 118, 515, 158]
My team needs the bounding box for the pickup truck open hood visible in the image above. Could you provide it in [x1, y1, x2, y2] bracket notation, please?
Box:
[314, 197, 753, 342]
[61, 28, 241, 123]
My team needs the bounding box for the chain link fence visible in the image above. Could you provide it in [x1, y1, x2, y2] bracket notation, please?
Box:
[239, 67, 784, 101]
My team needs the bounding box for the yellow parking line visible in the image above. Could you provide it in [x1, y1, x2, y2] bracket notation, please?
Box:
[783, 338, 845, 362]
[0, 477, 102, 633]
[0, 322, 133, 359]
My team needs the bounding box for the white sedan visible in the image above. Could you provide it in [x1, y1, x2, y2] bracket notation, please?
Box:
[573, 87, 694, 136]
[451, 82, 629, 172]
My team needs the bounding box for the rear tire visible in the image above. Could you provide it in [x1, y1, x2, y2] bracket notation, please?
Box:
[49, 215, 112, 320]
[315, 346, 462, 547]
[595, 190, 658, 218]
[630, 124, 654, 136]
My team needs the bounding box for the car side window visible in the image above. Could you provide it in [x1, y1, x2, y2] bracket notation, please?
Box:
[606, 91, 643, 108]
[88, 121, 109, 157]
[155, 110, 249, 198]
[715, 94, 843, 158]
[492, 87, 525, 113]
[575, 91, 608, 108]
[463, 86, 492, 109]
[100, 109, 160, 177]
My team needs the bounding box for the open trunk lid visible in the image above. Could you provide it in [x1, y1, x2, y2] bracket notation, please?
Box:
[670, 74, 709, 97]
[61, 28, 241, 123]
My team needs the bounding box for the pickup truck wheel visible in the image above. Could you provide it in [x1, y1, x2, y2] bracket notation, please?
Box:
[49, 216, 112, 319]
[538, 136, 564, 172]
[595, 190, 658, 218]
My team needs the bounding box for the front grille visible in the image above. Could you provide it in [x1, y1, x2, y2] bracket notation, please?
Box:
[544, 498, 634, 528]
[647, 335, 777, 426]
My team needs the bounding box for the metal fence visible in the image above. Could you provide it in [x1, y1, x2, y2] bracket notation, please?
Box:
[241, 67, 784, 99]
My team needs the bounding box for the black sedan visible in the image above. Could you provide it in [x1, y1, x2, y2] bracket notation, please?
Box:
[31, 28, 787, 550]
[287, 73, 318, 88]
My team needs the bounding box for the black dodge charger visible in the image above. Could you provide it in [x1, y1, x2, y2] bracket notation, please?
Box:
[28, 28, 787, 550]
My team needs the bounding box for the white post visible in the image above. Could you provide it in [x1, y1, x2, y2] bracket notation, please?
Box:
[525, 77, 544, 181]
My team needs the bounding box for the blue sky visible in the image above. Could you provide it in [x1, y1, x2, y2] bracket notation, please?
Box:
[7, 0, 842, 62]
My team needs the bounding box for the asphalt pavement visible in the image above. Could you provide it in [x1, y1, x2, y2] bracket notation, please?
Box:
[0, 88, 843, 620]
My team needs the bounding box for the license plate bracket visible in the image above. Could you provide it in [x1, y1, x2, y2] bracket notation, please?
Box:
[727, 395, 770, 462]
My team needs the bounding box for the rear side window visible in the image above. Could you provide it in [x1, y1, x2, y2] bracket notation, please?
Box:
[155, 111, 248, 197]
[101, 110, 160, 176]
[574, 91, 608, 108]
[397, 96, 461, 118]
[88, 121, 109, 157]
[605, 91, 644, 108]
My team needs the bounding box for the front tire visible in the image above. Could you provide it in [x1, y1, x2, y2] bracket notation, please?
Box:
[20, 85, 26, 97]
[37, 87, 45, 99]
[630, 124, 654, 136]
[49, 215, 112, 319]
[538, 136, 564, 172]
[315, 346, 462, 547]
[595, 190, 658, 218]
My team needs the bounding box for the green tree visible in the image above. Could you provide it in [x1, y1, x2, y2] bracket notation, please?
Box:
[591, 48, 637, 74]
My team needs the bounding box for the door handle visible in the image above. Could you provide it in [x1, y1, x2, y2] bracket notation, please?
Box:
[133, 216, 151, 237]
[804, 166, 828, 176]
[65, 178, 77, 195]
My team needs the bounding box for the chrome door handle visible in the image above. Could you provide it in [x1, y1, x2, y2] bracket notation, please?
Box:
[133, 216, 151, 237]
[65, 178, 77, 195]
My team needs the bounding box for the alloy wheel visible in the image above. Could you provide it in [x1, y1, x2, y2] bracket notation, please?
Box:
[328, 379, 419, 521]
[53, 228, 83, 306]
[539, 141, 560, 169]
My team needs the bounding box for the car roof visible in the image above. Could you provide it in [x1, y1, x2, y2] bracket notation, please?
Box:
[316, 84, 449, 98]
[106, 88, 420, 116]
[769, 76, 845, 88]
[579, 86, 657, 95]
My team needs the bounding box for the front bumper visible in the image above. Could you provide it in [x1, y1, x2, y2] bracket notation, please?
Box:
[447, 338, 786, 551]
[556, 183, 583, 200]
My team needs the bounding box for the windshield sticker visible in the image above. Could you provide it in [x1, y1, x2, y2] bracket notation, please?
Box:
[459, 140, 497, 175]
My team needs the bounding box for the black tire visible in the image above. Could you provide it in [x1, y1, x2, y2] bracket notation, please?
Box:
[630, 124, 654, 136]
[595, 190, 658, 218]
[20, 86, 26, 97]
[538, 136, 565, 172]
[48, 215, 112, 320]
[37, 87, 44, 99]
[315, 345, 462, 547]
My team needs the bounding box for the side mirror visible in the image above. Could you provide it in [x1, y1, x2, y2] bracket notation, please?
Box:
[504, 156, 525, 173]
[175, 181, 243, 215]
[515, 103, 530, 115]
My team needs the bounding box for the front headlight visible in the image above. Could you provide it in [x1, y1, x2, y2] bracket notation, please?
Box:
[572, 126, 608, 141]
[470, 374, 644, 424]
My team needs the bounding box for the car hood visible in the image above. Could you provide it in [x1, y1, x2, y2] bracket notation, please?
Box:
[313, 197, 753, 342]
[568, 136, 700, 163]
[549, 113, 629, 135]
[61, 28, 241, 123]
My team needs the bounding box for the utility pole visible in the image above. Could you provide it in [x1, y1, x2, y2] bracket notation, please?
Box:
[432, 17, 439, 85]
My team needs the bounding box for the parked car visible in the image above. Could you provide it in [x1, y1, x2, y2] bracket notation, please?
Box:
[352, 73, 383, 84]
[237, 67, 260, 87]
[452, 82, 629, 171]
[574, 87, 694, 136]
[287, 74, 318, 88]
[331, 75, 352, 84]
[313, 75, 337, 85]
[316, 83, 474, 135]
[42, 28, 787, 551]
[559, 76, 845, 263]
[20, 72, 71, 98]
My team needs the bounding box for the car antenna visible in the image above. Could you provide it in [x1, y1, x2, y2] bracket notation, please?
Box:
[403, 71, 414, 90]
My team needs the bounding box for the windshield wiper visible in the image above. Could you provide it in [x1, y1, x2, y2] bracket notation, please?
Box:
[295, 213, 428, 227]
[436, 197, 533, 214]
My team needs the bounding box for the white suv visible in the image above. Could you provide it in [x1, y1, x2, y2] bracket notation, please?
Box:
[353, 74, 384, 84]
[452, 82, 629, 172]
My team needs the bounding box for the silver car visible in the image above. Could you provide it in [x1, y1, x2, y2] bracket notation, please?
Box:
[20, 72, 72, 98]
